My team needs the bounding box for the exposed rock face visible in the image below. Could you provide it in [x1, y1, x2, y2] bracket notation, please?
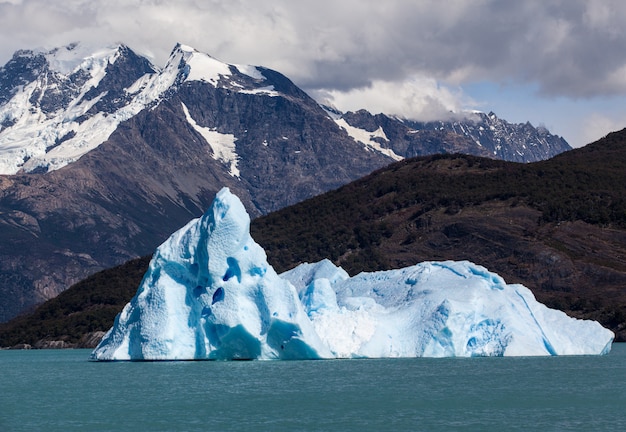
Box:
[340, 110, 571, 163]
[77, 331, 107, 349]
[33, 340, 71, 349]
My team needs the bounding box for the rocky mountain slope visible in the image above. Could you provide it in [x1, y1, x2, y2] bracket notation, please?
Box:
[338, 110, 571, 163]
[0, 43, 570, 322]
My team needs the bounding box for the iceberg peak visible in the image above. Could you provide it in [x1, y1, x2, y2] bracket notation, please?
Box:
[91, 187, 331, 361]
[91, 189, 614, 361]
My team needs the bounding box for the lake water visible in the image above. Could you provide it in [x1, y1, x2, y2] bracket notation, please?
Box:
[1, 344, 625, 431]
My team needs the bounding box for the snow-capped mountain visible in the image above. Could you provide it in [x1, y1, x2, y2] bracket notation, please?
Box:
[0, 43, 313, 175]
[336, 110, 571, 163]
[0, 43, 155, 174]
[408, 111, 571, 162]
[0, 42, 570, 177]
[0, 42, 571, 322]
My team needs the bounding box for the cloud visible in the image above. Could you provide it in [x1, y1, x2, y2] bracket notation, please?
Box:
[313, 75, 473, 122]
[579, 112, 626, 145]
[1, 1, 626, 97]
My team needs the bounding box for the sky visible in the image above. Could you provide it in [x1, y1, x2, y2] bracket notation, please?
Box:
[1, 0, 626, 148]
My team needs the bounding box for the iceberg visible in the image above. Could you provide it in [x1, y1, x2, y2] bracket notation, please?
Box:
[91, 188, 330, 361]
[282, 259, 614, 357]
[91, 188, 614, 360]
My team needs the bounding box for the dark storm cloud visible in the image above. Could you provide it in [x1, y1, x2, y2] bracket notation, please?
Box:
[294, 1, 626, 98]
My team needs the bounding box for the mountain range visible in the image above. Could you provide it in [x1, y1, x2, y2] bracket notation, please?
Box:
[1, 128, 624, 348]
[0, 42, 570, 322]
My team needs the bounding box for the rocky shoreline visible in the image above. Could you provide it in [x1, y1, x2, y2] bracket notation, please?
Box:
[2, 331, 105, 350]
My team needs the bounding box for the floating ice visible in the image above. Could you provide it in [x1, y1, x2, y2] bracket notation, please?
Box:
[91, 188, 330, 361]
[91, 188, 614, 360]
[283, 260, 613, 357]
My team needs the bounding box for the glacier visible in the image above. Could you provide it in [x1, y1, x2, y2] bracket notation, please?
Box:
[91, 188, 614, 361]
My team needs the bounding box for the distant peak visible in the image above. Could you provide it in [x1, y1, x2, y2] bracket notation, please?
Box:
[12, 49, 37, 59]
[170, 43, 223, 64]
[42, 42, 126, 75]
[175, 43, 197, 53]
[171, 43, 206, 58]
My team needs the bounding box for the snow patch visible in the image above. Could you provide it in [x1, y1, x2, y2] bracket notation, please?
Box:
[234, 64, 265, 80]
[180, 47, 232, 85]
[45, 43, 120, 76]
[335, 118, 403, 161]
[239, 86, 280, 97]
[181, 102, 239, 177]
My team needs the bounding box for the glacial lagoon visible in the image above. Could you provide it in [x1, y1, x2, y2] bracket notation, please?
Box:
[1, 344, 625, 431]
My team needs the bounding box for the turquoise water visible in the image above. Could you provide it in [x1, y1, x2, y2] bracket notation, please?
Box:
[1, 344, 625, 431]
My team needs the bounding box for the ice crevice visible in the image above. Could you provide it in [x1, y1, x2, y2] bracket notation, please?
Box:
[514, 290, 556, 356]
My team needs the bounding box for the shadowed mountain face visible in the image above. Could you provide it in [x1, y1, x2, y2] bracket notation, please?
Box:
[0, 43, 570, 322]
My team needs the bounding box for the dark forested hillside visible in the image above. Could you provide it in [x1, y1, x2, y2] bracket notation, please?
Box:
[0, 257, 150, 348]
[2, 129, 626, 347]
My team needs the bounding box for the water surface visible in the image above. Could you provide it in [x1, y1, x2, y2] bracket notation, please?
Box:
[1, 344, 625, 431]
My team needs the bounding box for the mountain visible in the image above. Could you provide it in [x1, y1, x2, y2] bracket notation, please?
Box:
[0, 43, 157, 174]
[337, 110, 571, 163]
[0, 42, 570, 322]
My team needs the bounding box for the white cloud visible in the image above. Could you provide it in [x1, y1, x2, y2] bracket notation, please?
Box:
[315, 75, 472, 122]
[579, 113, 626, 145]
[583, 0, 626, 38]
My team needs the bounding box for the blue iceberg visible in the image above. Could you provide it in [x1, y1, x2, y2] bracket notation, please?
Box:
[91, 188, 614, 360]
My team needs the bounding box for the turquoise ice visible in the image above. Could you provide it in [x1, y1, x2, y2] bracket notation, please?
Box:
[91, 188, 614, 360]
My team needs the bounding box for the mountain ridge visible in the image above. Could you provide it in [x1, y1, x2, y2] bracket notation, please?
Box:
[0, 42, 571, 176]
[338, 109, 570, 163]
